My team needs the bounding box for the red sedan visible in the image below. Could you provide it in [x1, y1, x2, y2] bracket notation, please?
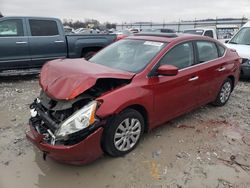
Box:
[26, 33, 241, 165]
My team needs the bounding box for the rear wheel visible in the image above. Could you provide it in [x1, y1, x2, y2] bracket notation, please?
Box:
[83, 51, 96, 60]
[102, 109, 144, 157]
[212, 78, 233, 106]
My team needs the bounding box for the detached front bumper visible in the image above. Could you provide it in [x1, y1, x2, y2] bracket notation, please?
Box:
[26, 125, 104, 165]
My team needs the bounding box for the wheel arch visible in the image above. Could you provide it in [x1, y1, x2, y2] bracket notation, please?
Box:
[123, 104, 149, 132]
[227, 75, 235, 91]
[81, 46, 103, 58]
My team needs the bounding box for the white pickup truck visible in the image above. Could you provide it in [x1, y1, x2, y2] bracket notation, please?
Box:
[183, 25, 238, 43]
[184, 28, 218, 39]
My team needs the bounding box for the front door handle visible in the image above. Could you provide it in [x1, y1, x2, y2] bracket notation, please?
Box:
[217, 67, 226, 72]
[189, 76, 199, 81]
[54, 40, 64, 43]
[16, 41, 27, 44]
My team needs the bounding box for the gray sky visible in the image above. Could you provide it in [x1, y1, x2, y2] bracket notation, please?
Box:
[1, 0, 250, 23]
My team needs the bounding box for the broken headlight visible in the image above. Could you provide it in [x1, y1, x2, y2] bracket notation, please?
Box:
[55, 101, 97, 138]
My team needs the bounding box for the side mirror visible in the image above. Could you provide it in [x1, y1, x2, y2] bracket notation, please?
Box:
[157, 65, 178, 76]
[225, 40, 229, 43]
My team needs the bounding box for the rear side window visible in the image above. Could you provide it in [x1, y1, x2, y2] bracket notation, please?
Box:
[159, 42, 194, 69]
[0, 19, 24, 37]
[29, 19, 59, 36]
[217, 44, 226, 57]
[196, 41, 218, 63]
[204, 30, 214, 38]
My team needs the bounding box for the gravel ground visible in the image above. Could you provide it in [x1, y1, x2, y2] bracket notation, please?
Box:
[0, 75, 249, 188]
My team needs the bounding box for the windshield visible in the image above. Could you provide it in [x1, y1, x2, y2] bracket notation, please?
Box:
[89, 39, 166, 73]
[183, 29, 204, 35]
[229, 27, 250, 45]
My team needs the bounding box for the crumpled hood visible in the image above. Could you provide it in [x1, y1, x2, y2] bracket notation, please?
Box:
[40, 59, 135, 100]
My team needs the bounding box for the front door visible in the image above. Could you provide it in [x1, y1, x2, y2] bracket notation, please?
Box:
[0, 18, 30, 70]
[151, 42, 200, 126]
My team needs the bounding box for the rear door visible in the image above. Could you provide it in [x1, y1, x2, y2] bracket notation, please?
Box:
[27, 18, 67, 67]
[0, 18, 30, 70]
[193, 40, 227, 105]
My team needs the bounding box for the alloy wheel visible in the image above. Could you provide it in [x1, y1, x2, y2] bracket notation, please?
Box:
[114, 118, 142, 152]
[220, 81, 231, 103]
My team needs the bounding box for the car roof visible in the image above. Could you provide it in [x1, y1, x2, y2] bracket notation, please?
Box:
[127, 33, 216, 43]
[0, 16, 61, 21]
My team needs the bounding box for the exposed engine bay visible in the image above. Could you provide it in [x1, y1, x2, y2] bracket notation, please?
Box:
[29, 78, 130, 146]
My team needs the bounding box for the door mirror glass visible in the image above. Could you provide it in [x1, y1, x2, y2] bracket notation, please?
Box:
[157, 65, 178, 76]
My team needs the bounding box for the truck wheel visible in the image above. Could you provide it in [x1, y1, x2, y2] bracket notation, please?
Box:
[212, 78, 233, 106]
[102, 109, 144, 157]
[82, 51, 96, 60]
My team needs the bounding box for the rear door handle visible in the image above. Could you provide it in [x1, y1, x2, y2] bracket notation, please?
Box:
[217, 67, 226, 72]
[54, 40, 64, 43]
[189, 76, 199, 81]
[16, 41, 27, 44]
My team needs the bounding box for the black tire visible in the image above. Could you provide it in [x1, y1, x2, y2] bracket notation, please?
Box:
[102, 108, 145, 157]
[82, 51, 96, 60]
[212, 78, 233, 106]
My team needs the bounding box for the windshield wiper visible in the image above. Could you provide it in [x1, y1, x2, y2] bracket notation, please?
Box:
[229, 41, 238, 44]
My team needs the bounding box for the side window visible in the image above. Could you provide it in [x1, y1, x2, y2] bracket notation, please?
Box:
[159, 42, 194, 69]
[0, 19, 24, 37]
[196, 41, 219, 63]
[217, 44, 226, 57]
[204, 30, 214, 38]
[29, 19, 59, 36]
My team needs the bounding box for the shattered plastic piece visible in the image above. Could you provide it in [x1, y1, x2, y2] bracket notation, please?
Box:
[213, 152, 218, 157]
[176, 124, 195, 129]
[152, 150, 162, 159]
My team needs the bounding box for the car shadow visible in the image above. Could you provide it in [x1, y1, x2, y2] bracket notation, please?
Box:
[0, 74, 39, 83]
[240, 78, 250, 83]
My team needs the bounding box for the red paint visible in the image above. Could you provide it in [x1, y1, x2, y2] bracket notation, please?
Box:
[26, 126, 104, 165]
[39, 58, 134, 100]
[157, 65, 179, 76]
[30, 34, 240, 164]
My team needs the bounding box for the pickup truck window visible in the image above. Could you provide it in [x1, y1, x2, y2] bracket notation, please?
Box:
[204, 30, 214, 38]
[0, 19, 24, 37]
[29, 19, 59, 36]
[196, 41, 218, 63]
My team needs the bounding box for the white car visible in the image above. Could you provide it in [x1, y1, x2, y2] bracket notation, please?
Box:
[225, 22, 250, 78]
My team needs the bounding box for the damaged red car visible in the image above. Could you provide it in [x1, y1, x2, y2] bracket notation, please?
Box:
[26, 33, 241, 165]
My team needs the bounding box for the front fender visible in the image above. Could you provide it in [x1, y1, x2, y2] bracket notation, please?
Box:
[96, 85, 154, 124]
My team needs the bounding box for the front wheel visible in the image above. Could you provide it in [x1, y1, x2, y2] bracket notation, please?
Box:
[212, 78, 233, 106]
[102, 109, 144, 157]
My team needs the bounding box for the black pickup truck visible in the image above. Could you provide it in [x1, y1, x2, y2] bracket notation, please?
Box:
[0, 16, 117, 72]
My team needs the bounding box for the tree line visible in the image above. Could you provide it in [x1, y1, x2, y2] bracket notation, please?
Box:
[63, 18, 116, 30]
